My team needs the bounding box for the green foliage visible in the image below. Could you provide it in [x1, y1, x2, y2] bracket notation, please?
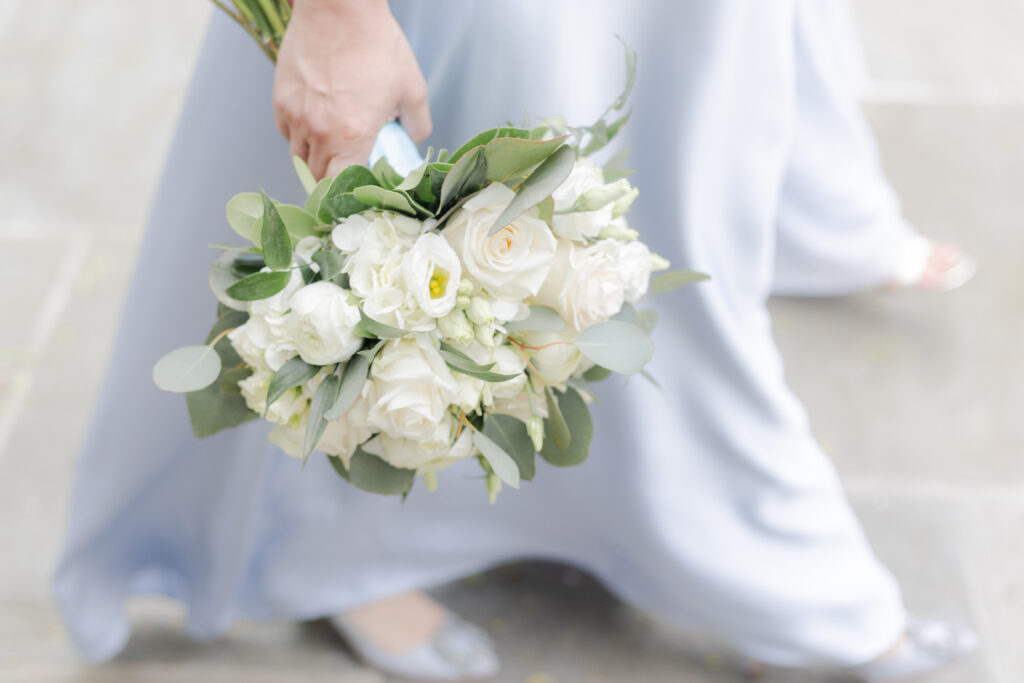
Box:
[544, 386, 571, 449]
[439, 147, 487, 212]
[304, 373, 340, 461]
[352, 185, 417, 216]
[311, 249, 346, 285]
[506, 306, 567, 333]
[329, 447, 416, 496]
[439, 342, 521, 382]
[324, 349, 375, 420]
[318, 165, 378, 223]
[304, 177, 332, 216]
[356, 310, 407, 339]
[489, 144, 575, 236]
[540, 387, 593, 467]
[292, 155, 317, 194]
[152, 345, 222, 393]
[260, 189, 292, 270]
[185, 310, 257, 438]
[225, 192, 263, 244]
[483, 414, 536, 481]
[447, 127, 531, 165]
[208, 251, 248, 312]
[472, 430, 520, 489]
[276, 204, 321, 240]
[582, 365, 612, 382]
[574, 320, 653, 375]
[371, 157, 404, 189]
[266, 356, 319, 412]
[483, 135, 568, 183]
[648, 269, 710, 295]
[225, 270, 291, 301]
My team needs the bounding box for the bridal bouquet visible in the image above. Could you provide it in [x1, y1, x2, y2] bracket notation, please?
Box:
[153, 7, 705, 500]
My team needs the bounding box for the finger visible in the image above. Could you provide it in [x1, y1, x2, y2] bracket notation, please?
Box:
[397, 87, 433, 143]
[289, 134, 310, 166]
[324, 142, 373, 179]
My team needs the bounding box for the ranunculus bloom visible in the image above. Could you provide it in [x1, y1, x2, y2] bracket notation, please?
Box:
[288, 281, 363, 366]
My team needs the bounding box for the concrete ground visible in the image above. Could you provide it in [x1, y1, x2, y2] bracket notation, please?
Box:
[2, 2, 1022, 681]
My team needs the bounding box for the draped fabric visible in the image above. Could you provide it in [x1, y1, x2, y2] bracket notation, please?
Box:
[56, 1, 911, 667]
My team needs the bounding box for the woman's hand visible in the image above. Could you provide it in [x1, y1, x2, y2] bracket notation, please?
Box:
[272, 0, 431, 179]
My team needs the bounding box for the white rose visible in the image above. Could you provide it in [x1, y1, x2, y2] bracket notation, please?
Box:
[288, 281, 363, 365]
[294, 235, 323, 268]
[269, 421, 305, 459]
[615, 240, 653, 302]
[365, 336, 459, 442]
[239, 368, 308, 426]
[368, 418, 474, 471]
[522, 330, 582, 387]
[443, 183, 557, 301]
[535, 240, 637, 331]
[332, 210, 422, 254]
[402, 232, 462, 318]
[550, 157, 614, 242]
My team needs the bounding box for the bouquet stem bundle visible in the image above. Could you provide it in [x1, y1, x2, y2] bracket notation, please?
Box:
[211, 0, 291, 61]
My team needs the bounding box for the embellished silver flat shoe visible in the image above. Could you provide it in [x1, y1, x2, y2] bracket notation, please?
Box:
[850, 618, 978, 682]
[329, 610, 500, 682]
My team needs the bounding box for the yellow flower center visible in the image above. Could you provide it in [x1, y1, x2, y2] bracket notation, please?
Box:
[429, 267, 449, 299]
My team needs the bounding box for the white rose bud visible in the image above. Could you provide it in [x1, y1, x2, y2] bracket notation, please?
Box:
[611, 186, 639, 218]
[466, 296, 493, 325]
[486, 471, 502, 504]
[457, 278, 475, 297]
[475, 324, 495, 348]
[288, 281, 363, 366]
[574, 179, 633, 212]
[650, 252, 671, 271]
[437, 310, 475, 346]
[456, 295, 472, 309]
[599, 220, 640, 241]
[527, 415, 544, 452]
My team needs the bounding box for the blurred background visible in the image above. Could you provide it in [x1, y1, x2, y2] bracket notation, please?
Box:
[1, 2, 1023, 681]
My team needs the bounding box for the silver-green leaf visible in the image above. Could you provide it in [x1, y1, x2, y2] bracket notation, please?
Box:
[472, 430, 521, 489]
[153, 345, 222, 393]
[573, 320, 653, 375]
[505, 305, 566, 333]
[647, 269, 710, 296]
[489, 144, 575, 236]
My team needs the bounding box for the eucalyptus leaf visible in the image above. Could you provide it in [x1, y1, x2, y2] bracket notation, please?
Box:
[208, 251, 248, 311]
[371, 156, 403, 189]
[311, 249, 346, 284]
[439, 146, 487, 212]
[225, 192, 262, 243]
[305, 177, 333, 216]
[153, 345, 222, 393]
[318, 165, 378, 223]
[225, 270, 291, 301]
[472, 430, 520, 489]
[448, 127, 531, 165]
[292, 155, 318, 194]
[357, 310, 408, 339]
[438, 342, 496, 370]
[582, 365, 612, 382]
[276, 204, 320, 240]
[324, 351, 372, 420]
[483, 135, 567, 183]
[489, 144, 574, 236]
[186, 372, 258, 437]
[574, 320, 653, 375]
[636, 308, 658, 334]
[266, 356, 319, 412]
[260, 189, 292, 270]
[440, 351, 520, 382]
[505, 306, 566, 334]
[544, 387, 571, 450]
[395, 157, 430, 192]
[483, 414, 536, 481]
[610, 302, 637, 325]
[648, 269, 710, 296]
[540, 387, 593, 467]
[329, 447, 415, 496]
[352, 185, 417, 215]
[304, 374, 341, 460]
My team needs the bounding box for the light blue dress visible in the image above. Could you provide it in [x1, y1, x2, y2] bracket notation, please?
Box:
[56, 0, 917, 667]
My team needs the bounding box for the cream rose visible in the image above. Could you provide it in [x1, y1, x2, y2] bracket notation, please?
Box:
[443, 183, 556, 301]
[521, 330, 583, 387]
[288, 281, 363, 365]
[368, 419, 474, 471]
[402, 232, 462, 319]
[228, 268, 302, 371]
[365, 336, 459, 443]
[345, 246, 434, 332]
